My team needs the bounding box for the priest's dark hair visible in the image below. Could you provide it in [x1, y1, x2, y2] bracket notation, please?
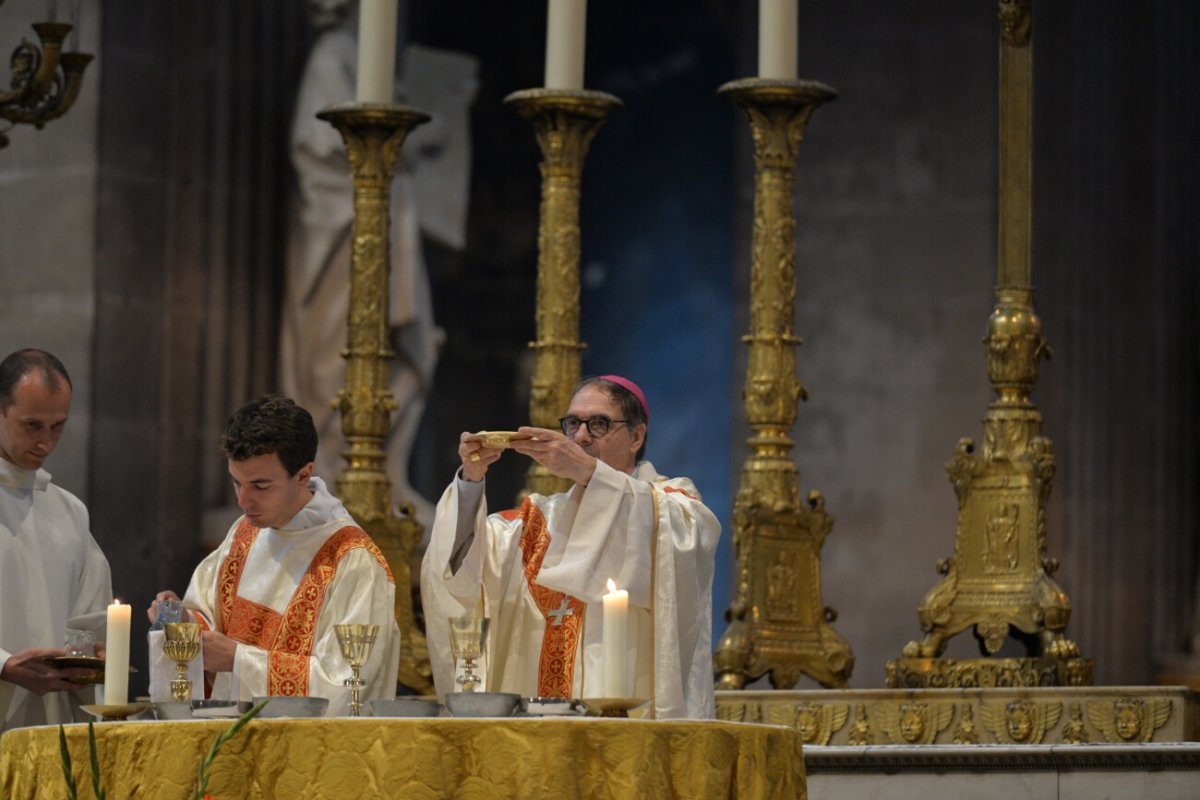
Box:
[0, 348, 72, 411]
[221, 394, 318, 476]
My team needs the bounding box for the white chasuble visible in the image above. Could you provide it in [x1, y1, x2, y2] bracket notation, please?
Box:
[422, 461, 720, 719]
[183, 478, 400, 714]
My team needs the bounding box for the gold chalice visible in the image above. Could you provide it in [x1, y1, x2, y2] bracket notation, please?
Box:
[448, 614, 489, 693]
[163, 622, 201, 702]
[334, 623, 379, 717]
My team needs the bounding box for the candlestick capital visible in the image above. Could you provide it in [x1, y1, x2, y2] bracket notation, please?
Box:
[316, 101, 431, 130]
[504, 88, 622, 119]
[718, 78, 838, 108]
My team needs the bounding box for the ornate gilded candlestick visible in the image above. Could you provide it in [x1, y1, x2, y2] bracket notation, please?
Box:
[448, 614, 489, 692]
[886, 0, 1091, 689]
[504, 89, 622, 499]
[335, 623, 379, 717]
[713, 78, 855, 690]
[317, 103, 434, 695]
[163, 622, 201, 702]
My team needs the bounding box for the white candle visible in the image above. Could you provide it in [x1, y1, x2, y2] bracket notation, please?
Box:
[356, 0, 398, 104]
[103, 599, 131, 706]
[602, 578, 628, 697]
[544, 0, 587, 90]
[758, 0, 798, 80]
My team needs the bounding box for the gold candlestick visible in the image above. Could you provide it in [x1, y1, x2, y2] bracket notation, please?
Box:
[163, 622, 201, 702]
[335, 623, 379, 717]
[317, 102, 434, 695]
[713, 78, 855, 690]
[448, 614, 489, 693]
[886, 0, 1091, 690]
[504, 88, 622, 499]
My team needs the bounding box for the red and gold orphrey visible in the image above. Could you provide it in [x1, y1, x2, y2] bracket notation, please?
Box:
[505, 501, 586, 698]
[215, 519, 393, 695]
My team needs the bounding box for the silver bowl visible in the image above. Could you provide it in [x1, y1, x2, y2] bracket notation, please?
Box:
[251, 695, 330, 718]
[150, 700, 193, 720]
[521, 696, 585, 716]
[444, 691, 520, 718]
[369, 697, 441, 718]
[191, 699, 252, 718]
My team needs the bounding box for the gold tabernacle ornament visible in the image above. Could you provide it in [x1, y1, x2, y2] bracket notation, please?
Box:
[317, 102, 434, 695]
[886, 0, 1091, 689]
[713, 78, 855, 690]
[335, 623, 379, 717]
[163, 622, 201, 702]
[504, 88, 622, 500]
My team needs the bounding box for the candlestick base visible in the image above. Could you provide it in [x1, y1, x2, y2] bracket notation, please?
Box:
[80, 702, 150, 722]
[581, 697, 648, 718]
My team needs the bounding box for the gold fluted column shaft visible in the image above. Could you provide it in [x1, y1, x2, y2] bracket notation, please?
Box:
[505, 89, 622, 499]
[714, 78, 854, 691]
[317, 102, 434, 694]
[998, 0, 1034, 289]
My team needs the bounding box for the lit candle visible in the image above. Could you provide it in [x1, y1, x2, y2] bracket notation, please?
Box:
[544, 0, 587, 90]
[103, 599, 131, 706]
[355, 0, 398, 104]
[602, 578, 628, 697]
[758, 0, 798, 80]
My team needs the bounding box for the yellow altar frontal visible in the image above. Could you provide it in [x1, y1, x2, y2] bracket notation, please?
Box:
[0, 717, 806, 799]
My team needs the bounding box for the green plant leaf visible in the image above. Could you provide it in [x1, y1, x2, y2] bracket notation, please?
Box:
[193, 701, 267, 800]
[87, 721, 106, 800]
[57, 724, 78, 800]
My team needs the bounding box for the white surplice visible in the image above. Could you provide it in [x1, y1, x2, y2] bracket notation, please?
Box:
[421, 460, 720, 719]
[183, 477, 400, 714]
[0, 459, 112, 731]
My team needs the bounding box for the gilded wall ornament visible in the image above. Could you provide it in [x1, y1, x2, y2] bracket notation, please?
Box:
[878, 701, 953, 745]
[846, 704, 872, 746]
[1061, 703, 1089, 744]
[1087, 697, 1172, 743]
[952, 704, 980, 744]
[981, 699, 1061, 744]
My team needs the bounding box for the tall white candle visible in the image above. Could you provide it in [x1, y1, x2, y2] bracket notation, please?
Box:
[103, 599, 131, 706]
[602, 579, 628, 697]
[544, 0, 587, 90]
[758, 0, 798, 80]
[356, 0, 399, 103]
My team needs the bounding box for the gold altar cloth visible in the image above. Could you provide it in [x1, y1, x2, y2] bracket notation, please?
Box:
[0, 717, 805, 799]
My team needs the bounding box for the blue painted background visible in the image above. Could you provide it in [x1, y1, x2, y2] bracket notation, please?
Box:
[580, 20, 737, 649]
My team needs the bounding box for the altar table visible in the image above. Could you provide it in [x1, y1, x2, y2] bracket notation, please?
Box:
[0, 717, 806, 799]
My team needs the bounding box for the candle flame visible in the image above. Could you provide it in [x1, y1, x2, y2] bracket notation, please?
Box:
[606, 578, 617, 593]
[112, 598, 122, 605]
